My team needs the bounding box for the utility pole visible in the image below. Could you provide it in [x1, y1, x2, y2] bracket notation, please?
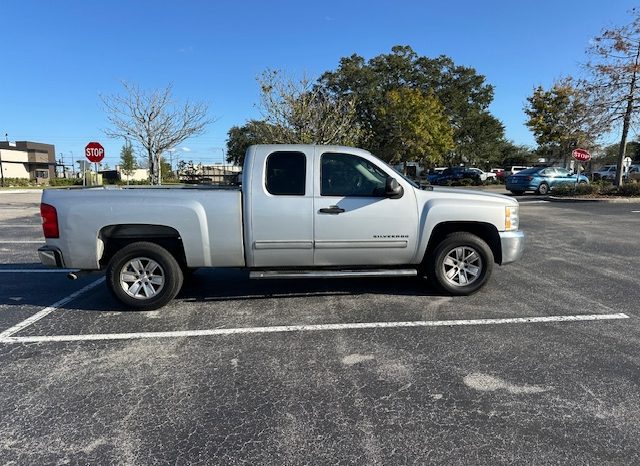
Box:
[0, 133, 6, 187]
[0, 148, 4, 188]
[70, 150, 75, 177]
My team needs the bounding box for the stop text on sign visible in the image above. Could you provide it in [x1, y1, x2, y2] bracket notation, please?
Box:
[572, 148, 591, 162]
[85, 142, 105, 163]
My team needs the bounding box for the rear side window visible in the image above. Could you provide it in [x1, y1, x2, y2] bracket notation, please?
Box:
[265, 151, 306, 195]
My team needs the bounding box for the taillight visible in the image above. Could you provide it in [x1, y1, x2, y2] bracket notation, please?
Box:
[41, 203, 59, 238]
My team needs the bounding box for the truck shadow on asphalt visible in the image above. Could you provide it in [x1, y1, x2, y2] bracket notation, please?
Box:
[175, 268, 444, 304]
[0, 265, 448, 312]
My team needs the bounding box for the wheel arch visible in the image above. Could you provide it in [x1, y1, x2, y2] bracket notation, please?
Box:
[424, 221, 501, 265]
[99, 224, 187, 269]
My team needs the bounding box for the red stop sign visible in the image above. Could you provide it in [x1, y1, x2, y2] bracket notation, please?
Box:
[85, 142, 105, 163]
[572, 148, 591, 162]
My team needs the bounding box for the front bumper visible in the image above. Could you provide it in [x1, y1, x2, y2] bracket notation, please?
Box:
[499, 231, 525, 264]
[38, 245, 65, 268]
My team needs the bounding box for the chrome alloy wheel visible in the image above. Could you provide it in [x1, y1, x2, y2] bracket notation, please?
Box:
[441, 246, 483, 287]
[119, 257, 165, 300]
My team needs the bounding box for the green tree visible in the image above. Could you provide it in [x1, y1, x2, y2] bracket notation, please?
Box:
[226, 120, 275, 166]
[524, 77, 605, 166]
[119, 141, 137, 185]
[375, 88, 453, 168]
[601, 141, 640, 164]
[159, 156, 176, 182]
[586, 10, 640, 186]
[500, 142, 536, 167]
[454, 111, 506, 167]
[319, 45, 501, 160]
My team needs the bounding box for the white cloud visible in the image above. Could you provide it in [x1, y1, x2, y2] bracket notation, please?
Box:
[181, 147, 192, 152]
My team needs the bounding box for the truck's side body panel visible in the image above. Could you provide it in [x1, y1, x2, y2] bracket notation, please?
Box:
[42, 188, 245, 269]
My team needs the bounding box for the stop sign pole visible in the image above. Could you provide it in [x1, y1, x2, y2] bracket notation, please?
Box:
[85, 142, 105, 186]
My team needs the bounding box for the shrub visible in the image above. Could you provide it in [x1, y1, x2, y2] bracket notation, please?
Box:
[1, 177, 39, 187]
[49, 178, 82, 187]
[618, 182, 640, 197]
[552, 180, 640, 197]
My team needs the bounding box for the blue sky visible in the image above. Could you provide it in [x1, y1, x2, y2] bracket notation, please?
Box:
[2, 0, 637, 168]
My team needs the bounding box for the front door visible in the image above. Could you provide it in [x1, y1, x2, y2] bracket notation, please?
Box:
[313, 150, 419, 266]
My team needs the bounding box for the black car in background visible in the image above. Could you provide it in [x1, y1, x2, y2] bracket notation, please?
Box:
[435, 167, 481, 185]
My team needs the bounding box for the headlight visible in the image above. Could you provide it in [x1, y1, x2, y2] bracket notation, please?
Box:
[505, 206, 519, 231]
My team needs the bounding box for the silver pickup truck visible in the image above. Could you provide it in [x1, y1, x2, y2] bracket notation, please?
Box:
[39, 144, 524, 310]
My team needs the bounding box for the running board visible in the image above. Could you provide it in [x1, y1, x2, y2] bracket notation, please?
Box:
[249, 268, 418, 280]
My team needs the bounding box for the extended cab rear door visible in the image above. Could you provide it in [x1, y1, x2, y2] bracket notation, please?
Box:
[246, 148, 314, 267]
[312, 149, 419, 266]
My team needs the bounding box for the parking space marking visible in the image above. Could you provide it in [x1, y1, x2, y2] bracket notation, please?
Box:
[0, 277, 105, 339]
[0, 312, 628, 345]
[0, 269, 79, 273]
[0, 240, 43, 244]
[0, 224, 41, 227]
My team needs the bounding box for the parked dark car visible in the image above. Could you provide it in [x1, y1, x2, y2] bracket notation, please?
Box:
[435, 167, 482, 185]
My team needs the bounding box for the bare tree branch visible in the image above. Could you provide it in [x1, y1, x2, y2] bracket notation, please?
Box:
[256, 70, 363, 146]
[101, 82, 212, 185]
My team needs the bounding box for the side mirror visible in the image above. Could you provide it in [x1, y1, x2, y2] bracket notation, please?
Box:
[385, 177, 404, 199]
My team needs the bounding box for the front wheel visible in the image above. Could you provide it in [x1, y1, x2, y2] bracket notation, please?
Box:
[106, 241, 183, 310]
[426, 232, 494, 295]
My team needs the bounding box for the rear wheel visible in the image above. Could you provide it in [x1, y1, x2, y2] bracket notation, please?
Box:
[426, 232, 494, 295]
[106, 241, 183, 310]
[537, 182, 549, 195]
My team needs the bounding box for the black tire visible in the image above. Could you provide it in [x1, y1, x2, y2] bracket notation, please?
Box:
[106, 241, 183, 310]
[426, 232, 494, 295]
[510, 190, 525, 195]
[579, 180, 588, 185]
[537, 182, 549, 195]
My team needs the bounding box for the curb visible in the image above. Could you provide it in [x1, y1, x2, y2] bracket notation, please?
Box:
[548, 196, 640, 203]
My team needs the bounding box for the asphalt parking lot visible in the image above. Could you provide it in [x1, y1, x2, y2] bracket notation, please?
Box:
[0, 191, 639, 464]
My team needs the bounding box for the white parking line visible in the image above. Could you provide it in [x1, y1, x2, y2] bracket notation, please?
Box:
[0, 312, 628, 344]
[0, 240, 43, 244]
[0, 224, 41, 227]
[0, 277, 105, 340]
[0, 269, 79, 273]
